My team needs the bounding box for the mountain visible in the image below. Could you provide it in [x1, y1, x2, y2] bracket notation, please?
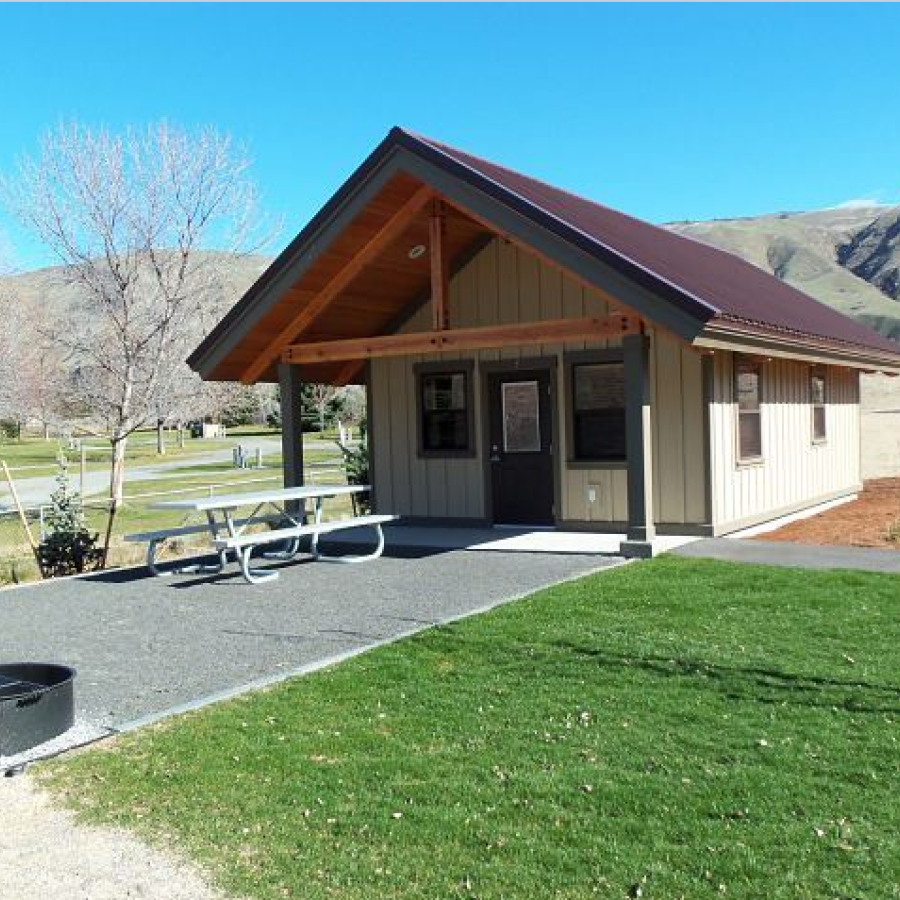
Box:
[667, 204, 900, 341]
[0, 251, 272, 317]
[3, 205, 900, 346]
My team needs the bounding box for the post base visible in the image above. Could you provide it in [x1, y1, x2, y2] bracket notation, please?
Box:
[619, 540, 655, 559]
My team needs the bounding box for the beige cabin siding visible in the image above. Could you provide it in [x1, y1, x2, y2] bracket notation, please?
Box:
[708, 351, 861, 532]
[371, 238, 707, 526]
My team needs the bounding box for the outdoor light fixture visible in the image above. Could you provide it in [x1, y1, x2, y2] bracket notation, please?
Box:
[408, 244, 427, 260]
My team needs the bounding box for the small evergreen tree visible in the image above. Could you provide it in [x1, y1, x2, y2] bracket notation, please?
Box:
[338, 431, 371, 515]
[37, 457, 103, 577]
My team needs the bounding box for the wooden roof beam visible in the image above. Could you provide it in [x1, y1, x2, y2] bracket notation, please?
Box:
[241, 183, 434, 384]
[430, 198, 449, 331]
[283, 314, 641, 365]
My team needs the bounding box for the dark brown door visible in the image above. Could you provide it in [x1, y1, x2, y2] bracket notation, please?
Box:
[487, 370, 554, 525]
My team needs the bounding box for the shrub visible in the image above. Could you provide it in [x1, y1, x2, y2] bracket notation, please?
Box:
[338, 437, 371, 516]
[37, 458, 103, 577]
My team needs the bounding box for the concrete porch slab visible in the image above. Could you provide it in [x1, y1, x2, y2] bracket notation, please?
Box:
[322, 524, 698, 555]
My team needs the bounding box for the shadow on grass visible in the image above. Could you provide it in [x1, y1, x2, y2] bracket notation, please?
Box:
[556, 641, 900, 714]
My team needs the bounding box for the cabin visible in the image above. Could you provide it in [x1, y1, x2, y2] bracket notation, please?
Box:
[188, 128, 900, 555]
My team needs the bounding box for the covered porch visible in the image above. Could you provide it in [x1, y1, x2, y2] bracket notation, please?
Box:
[189, 130, 722, 554]
[266, 187, 668, 556]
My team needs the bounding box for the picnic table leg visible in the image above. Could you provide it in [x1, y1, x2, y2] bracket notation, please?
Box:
[225, 508, 280, 583]
[309, 497, 326, 559]
[261, 503, 302, 561]
[147, 539, 173, 577]
[312, 522, 387, 564]
[144, 516, 228, 577]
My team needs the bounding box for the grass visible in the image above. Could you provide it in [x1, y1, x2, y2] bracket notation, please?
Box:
[0, 426, 282, 476]
[41, 557, 900, 899]
[0, 437, 347, 583]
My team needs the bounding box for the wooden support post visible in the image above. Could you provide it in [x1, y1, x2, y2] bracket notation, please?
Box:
[278, 363, 305, 518]
[430, 198, 449, 331]
[621, 334, 656, 556]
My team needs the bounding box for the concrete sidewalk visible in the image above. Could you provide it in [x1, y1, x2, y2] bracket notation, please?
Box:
[673, 537, 900, 574]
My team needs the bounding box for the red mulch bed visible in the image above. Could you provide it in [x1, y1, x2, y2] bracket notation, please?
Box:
[755, 478, 900, 548]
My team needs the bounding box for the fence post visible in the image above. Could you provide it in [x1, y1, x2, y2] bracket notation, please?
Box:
[1, 460, 43, 577]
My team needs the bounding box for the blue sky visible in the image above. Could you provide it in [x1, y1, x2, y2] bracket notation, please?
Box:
[2, 3, 899, 269]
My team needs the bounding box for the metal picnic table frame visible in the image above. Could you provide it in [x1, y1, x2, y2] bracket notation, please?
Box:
[149, 484, 370, 580]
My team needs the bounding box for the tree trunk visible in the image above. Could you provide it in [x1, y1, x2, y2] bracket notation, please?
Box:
[43, 422, 51, 440]
[178, 425, 185, 450]
[101, 435, 128, 568]
[156, 419, 166, 455]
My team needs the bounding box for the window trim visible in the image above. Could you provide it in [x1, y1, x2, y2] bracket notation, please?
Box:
[810, 365, 828, 445]
[734, 355, 764, 466]
[564, 349, 627, 469]
[414, 360, 476, 459]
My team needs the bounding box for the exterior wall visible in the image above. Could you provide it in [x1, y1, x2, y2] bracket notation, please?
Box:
[708, 351, 861, 533]
[370, 237, 707, 528]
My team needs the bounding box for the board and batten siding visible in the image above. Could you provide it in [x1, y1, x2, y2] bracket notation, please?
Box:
[370, 237, 707, 527]
[708, 351, 861, 533]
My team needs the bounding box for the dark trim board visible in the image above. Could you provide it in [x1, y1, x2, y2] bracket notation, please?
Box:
[562, 347, 627, 470]
[394, 517, 713, 537]
[364, 360, 377, 513]
[478, 356, 561, 526]
[557, 520, 714, 537]
[700, 354, 714, 526]
[413, 359, 477, 459]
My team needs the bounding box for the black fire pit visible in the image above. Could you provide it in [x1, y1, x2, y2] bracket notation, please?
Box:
[0, 663, 76, 757]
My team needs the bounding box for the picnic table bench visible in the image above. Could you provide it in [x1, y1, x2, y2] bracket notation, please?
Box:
[126, 485, 396, 584]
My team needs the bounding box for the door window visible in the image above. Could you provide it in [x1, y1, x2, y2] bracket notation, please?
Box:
[501, 381, 541, 452]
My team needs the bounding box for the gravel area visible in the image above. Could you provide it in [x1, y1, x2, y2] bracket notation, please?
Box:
[0, 547, 614, 730]
[0, 774, 237, 900]
[0, 720, 110, 774]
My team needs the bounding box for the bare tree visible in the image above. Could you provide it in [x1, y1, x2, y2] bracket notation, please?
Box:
[2, 122, 270, 562]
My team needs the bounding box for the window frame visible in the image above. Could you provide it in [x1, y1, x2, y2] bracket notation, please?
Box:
[564, 349, 628, 469]
[810, 365, 828, 445]
[734, 355, 764, 465]
[414, 360, 476, 459]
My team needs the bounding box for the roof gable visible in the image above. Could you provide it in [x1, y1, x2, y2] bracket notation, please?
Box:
[402, 130, 900, 358]
[189, 127, 900, 380]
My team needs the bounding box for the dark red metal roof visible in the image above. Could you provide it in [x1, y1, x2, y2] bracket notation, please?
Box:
[403, 130, 900, 358]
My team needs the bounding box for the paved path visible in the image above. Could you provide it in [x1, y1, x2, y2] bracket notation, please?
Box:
[0, 437, 335, 509]
[0, 549, 616, 732]
[673, 537, 900, 573]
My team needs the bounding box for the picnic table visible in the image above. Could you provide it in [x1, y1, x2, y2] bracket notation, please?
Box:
[125, 485, 395, 584]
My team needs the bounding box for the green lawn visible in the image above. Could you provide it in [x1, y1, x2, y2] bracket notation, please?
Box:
[0, 439, 346, 583]
[0, 426, 283, 476]
[40, 557, 900, 899]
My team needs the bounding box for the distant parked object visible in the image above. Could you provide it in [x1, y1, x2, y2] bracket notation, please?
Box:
[190, 422, 227, 440]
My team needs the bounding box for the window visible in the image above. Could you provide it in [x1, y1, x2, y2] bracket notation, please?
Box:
[735, 357, 762, 461]
[502, 381, 541, 452]
[418, 368, 472, 454]
[571, 362, 626, 461]
[810, 367, 827, 442]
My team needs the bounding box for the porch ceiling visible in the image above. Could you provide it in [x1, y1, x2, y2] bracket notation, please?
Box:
[214, 172, 490, 385]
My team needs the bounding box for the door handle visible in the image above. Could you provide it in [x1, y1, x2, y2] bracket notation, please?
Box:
[489, 444, 502, 463]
